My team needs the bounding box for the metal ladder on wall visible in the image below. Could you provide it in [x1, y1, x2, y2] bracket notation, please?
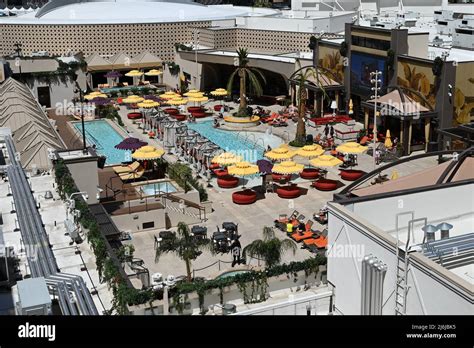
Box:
[394, 212, 427, 315]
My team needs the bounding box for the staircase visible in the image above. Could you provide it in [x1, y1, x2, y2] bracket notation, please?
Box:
[162, 193, 207, 223]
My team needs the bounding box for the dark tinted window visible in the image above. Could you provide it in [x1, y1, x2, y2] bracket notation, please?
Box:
[351, 36, 391, 51]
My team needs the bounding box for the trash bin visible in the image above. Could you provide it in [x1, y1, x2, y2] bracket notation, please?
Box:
[222, 303, 236, 315]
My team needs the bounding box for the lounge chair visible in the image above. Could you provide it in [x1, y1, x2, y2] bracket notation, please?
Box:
[291, 220, 316, 242]
[119, 167, 145, 181]
[303, 229, 328, 247]
[113, 161, 140, 174]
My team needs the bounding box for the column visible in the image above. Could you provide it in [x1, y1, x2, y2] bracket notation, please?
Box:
[399, 119, 404, 150]
[321, 94, 324, 116]
[315, 92, 320, 117]
[407, 119, 413, 155]
[335, 92, 340, 112]
[364, 108, 369, 130]
[424, 117, 431, 152]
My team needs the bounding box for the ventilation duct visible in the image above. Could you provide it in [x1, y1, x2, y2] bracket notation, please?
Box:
[422, 224, 438, 243]
[361, 255, 387, 315]
[437, 222, 453, 240]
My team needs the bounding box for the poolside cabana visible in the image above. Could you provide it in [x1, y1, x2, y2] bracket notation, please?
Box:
[362, 87, 437, 155]
[163, 119, 186, 152]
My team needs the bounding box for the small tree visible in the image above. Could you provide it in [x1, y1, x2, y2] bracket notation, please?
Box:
[227, 48, 266, 117]
[243, 226, 297, 268]
[155, 222, 213, 282]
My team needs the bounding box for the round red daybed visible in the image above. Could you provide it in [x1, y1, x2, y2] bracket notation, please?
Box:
[192, 112, 207, 118]
[312, 179, 338, 191]
[174, 114, 186, 121]
[217, 175, 239, 189]
[214, 105, 224, 111]
[300, 168, 319, 180]
[163, 108, 178, 115]
[214, 168, 228, 177]
[127, 112, 143, 119]
[276, 185, 301, 199]
[340, 169, 365, 181]
[232, 189, 257, 205]
[272, 173, 291, 182]
[188, 106, 203, 113]
[209, 163, 220, 170]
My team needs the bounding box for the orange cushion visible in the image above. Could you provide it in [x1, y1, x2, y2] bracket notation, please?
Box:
[291, 231, 313, 242]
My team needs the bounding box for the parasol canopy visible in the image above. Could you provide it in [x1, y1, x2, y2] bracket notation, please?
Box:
[296, 144, 324, 158]
[272, 161, 304, 175]
[310, 155, 343, 168]
[227, 161, 260, 177]
[104, 71, 123, 78]
[183, 89, 202, 97]
[211, 152, 242, 166]
[257, 159, 273, 174]
[145, 69, 162, 76]
[123, 95, 144, 103]
[160, 91, 180, 100]
[210, 88, 228, 96]
[131, 145, 165, 160]
[125, 70, 143, 77]
[114, 137, 148, 151]
[265, 147, 296, 161]
[137, 99, 160, 109]
[188, 96, 208, 103]
[168, 98, 188, 105]
[385, 129, 392, 148]
[336, 142, 368, 154]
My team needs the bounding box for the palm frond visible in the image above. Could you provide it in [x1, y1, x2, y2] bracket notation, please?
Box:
[246, 69, 264, 96]
[227, 69, 239, 93]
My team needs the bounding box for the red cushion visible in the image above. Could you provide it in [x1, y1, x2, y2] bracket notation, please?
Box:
[312, 179, 338, 191]
[209, 163, 220, 170]
[214, 105, 224, 111]
[164, 108, 178, 115]
[217, 175, 239, 188]
[174, 114, 186, 121]
[276, 186, 301, 199]
[340, 169, 365, 181]
[127, 112, 143, 119]
[300, 168, 319, 180]
[272, 173, 291, 182]
[188, 106, 203, 113]
[214, 169, 228, 177]
[232, 190, 257, 204]
[192, 112, 207, 118]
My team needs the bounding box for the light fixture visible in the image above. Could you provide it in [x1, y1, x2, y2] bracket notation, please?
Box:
[331, 100, 337, 116]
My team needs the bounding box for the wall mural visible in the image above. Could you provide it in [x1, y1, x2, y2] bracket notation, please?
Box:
[318, 45, 344, 83]
[454, 63, 474, 126]
[397, 60, 436, 109]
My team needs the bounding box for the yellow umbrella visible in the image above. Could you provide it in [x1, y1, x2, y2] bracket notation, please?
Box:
[144, 69, 162, 76]
[272, 161, 304, 175]
[385, 129, 393, 148]
[168, 98, 188, 106]
[210, 88, 228, 96]
[125, 70, 143, 77]
[160, 91, 180, 100]
[84, 93, 107, 100]
[296, 144, 324, 158]
[137, 100, 160, 109]
[188, 96, 208, 105]
[123, 95, 144, 103]
[227, 161, 259, 176]
[183, 89, 201, 97]
[310, 155, 343, 168]
[391, 170, 399, 180]
[336, 142, 368, 154]
[265, 147, 296, 161]
[211, 152, 242, 166]
[132, 145, 164, 160]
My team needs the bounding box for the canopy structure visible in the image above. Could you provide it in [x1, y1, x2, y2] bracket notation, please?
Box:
[336, 142, 368, 154]
[265, 147, 296, 161]
[257, 159, 273, 174]
[296, 144, 324, 158]
[86, 51, 162, 72]
[272, 161, 304, 175]
[168, 98, 188, 105]
[210, 88, 228, 96]
[131, 145, 164, 160]
[310, 155, 343, 168]
[137, 100, 160, 109]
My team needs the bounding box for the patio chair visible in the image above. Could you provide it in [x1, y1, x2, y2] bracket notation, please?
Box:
[303, 228, 328, 247]
[113, 161, 140, 174]
[119, 167, 145, 181]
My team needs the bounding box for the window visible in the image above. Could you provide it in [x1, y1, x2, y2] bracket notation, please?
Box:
[455, 28, 474, 35]
[301, 2, 317, 7]
[437, 21, 448, 25]
[351, 36, 391, 51]
[142, 221, 155, 229]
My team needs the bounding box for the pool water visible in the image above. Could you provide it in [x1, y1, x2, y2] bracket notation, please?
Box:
[215, 270, 250, 279]
[72, 120, 126, 165]
[138, 182, 178, 196]
[187, 120, 283, 161]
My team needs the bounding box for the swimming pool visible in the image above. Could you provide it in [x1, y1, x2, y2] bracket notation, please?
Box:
[137, 181, 178, 196]
[215, 270, 250, 279]
[72, 120, 127, 165]
[187, 120, 283, 161]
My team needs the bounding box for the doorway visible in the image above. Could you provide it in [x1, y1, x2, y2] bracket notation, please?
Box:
[37, 86, 51, 108]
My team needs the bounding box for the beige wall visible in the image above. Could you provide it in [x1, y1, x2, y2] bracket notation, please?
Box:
[0, 21, 211, 61]
[111, 208, 167, 233]
[65, 160, 99, 204]
[407, 34, 429, 59]
[454, 62, 474, 126]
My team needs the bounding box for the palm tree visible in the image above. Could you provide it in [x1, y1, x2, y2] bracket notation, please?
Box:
[243, 226, 297, 268]
[292, 61, 328, 144]
[227, 48, 266, 117]
[155, 222, 212, 282]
